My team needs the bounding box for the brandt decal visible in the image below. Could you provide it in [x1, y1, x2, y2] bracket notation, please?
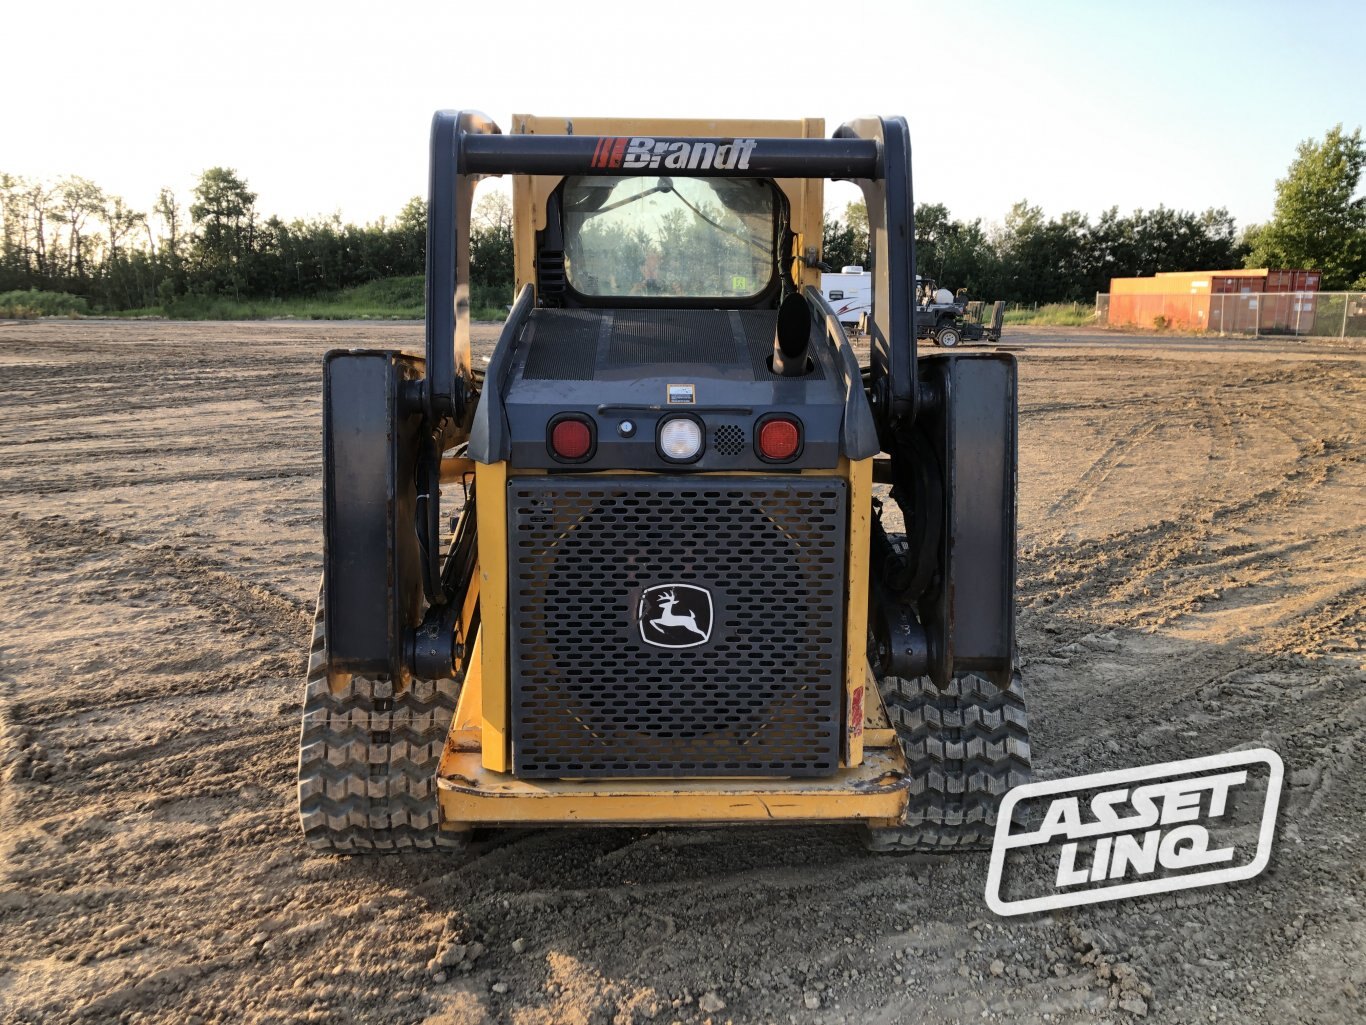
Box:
[591, 137, 757, 171]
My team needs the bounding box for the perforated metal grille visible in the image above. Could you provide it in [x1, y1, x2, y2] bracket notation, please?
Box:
[607, 310, 744, 367]
[522, 310, 601, 381]
[712, 425, 745, 456]
[517, 309, 829, 383]
[508, 477, 847, 778]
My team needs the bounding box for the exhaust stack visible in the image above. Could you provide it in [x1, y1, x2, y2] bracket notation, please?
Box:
[772, 293, 811, 377]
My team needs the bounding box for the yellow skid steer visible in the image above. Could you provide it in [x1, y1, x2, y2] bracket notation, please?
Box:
[297, 112, 1030, 854]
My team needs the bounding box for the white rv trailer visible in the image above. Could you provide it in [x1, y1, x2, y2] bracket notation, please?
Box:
[820, 265, 872, 326]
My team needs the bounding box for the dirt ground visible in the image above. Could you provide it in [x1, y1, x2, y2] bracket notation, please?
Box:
[0, 319, 1362, 1025]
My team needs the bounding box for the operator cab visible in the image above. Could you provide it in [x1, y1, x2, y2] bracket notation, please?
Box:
[490, 172, 859, 473]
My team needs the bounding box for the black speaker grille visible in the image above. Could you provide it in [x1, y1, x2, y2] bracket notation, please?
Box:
[712, 424, 746, 456]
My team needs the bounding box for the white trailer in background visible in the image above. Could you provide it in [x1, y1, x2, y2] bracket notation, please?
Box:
[820, 265, 872, 326]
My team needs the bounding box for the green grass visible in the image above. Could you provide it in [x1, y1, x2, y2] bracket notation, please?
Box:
[111, 277, 512, 322]
[0, 289, 90, 318]
[1003, 302, 1096, 327]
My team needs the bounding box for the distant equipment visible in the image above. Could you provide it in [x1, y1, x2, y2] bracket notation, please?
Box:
[915, 276, 1004, 347]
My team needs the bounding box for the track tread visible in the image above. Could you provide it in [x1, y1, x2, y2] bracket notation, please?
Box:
[866, 671, 1032, 852]
[296, 583, 463, 854]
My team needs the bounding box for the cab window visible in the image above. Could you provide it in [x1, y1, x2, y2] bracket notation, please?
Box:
[561, 176, 777, 299]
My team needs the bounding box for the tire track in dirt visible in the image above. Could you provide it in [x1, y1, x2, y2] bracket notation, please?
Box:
[1043, 412, 1166, 521]
[2, 512, 310, 728]
[0, 464, 319, 497]
[1029, 575, 1365, 759]
[2, 323, 1364, 1025]
[1021, 421, 1357, 629]
[1018, 357, 1363, 786]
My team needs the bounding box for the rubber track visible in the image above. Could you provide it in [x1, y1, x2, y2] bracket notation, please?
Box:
[296, 584, 463, 854]
[865, 671, 1032, 852]
[865, 533, 1033, 851]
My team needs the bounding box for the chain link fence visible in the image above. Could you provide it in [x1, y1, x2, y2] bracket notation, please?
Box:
[1096, 291, 1366, 338]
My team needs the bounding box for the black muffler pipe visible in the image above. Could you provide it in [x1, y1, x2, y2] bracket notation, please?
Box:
[772, 292, 811, 377]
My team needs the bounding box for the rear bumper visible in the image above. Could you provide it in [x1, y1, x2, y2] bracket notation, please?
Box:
[435, 744, 909, 829]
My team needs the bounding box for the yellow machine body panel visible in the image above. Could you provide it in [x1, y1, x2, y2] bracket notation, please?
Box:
[436, 746, 906, 829]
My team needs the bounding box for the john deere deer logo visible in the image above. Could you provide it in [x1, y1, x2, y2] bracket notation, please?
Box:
[638, 584, 713, 649]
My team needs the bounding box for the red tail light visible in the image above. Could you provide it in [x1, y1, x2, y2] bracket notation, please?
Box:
[758, 417, 801, 461]
[549, 417, 592, 460]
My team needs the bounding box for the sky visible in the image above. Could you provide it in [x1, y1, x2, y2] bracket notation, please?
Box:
[4, 0, 1364, 233]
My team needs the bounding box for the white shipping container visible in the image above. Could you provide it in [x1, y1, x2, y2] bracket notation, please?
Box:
[821, 266, 871, 325]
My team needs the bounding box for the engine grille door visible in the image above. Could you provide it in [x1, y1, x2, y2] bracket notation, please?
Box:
[508, 477, 847, 778]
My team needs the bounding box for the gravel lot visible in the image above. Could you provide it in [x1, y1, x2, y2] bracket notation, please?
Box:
[0, 320, 1362, 1025]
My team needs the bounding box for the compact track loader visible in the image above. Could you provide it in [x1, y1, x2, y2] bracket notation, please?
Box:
[297, 112, 1031, 854]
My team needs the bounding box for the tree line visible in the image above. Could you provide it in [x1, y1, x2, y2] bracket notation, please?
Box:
[825, 124, 1366, 299]
[824, 200, 1245, 302]
[3, 125, 1362, 312]
[0, 168, 512, 311]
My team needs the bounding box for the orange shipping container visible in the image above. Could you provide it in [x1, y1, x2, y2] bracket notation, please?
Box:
[1253, 269, 1320, 293]
[1204, 290, 1319, 334]
[1211, 275, 1264, 294]
[1108, 291, 1210, 330]
[1109, 268, 1320, 331]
